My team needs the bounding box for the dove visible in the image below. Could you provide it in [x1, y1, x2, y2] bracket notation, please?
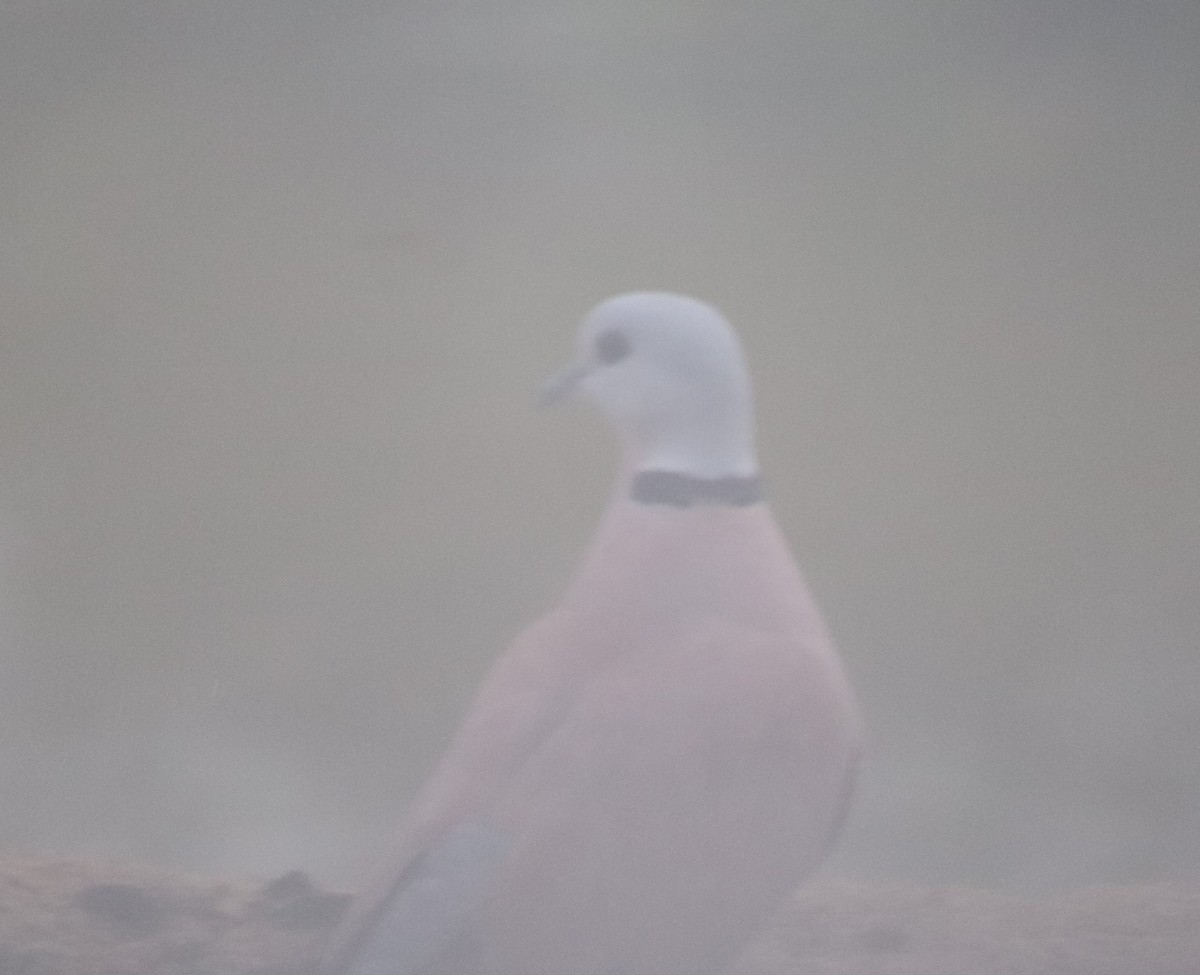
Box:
[321, 291, 863, 975]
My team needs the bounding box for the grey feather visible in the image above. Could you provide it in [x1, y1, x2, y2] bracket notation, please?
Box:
[344, 822, 511, 975]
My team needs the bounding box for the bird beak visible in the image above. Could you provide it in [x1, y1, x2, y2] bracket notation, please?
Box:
[538, 362, 590, 408]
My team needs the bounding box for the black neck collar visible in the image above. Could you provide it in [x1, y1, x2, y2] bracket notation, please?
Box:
[630, 470, 764, 508]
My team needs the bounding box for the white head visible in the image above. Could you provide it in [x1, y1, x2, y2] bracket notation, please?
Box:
[542, 292, 759, 479]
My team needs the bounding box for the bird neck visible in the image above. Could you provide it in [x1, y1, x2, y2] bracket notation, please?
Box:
[629, 470, 764, 508]
[622, 395, 759, 485]
[621, 421, 762, 507]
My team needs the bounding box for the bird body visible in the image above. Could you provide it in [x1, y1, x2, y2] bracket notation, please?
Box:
[323, 293, 864, 975]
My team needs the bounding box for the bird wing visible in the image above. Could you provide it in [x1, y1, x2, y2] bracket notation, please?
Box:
[320, 608, 600, 973]
[325, 617, 860, 975]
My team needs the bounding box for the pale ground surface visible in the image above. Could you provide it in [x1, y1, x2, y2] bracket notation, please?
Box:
[1, 857, 1196, 975]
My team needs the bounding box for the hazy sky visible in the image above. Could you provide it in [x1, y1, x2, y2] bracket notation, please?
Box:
[1, 1, 1197, 890]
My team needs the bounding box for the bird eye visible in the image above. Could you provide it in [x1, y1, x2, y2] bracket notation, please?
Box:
[594, 329, 631, 365]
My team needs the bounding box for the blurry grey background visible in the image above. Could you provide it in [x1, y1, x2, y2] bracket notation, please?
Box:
[1, 1, 1197, 892]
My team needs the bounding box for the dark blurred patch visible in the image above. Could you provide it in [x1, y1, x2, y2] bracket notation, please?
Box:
[73, 883, 171, 937]
[254, 870, 351, 929]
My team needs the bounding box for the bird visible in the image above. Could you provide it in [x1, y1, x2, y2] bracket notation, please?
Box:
[321, 292, 864, 975]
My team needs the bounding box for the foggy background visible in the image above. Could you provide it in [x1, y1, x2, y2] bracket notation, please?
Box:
[2, 1, 1197, 893]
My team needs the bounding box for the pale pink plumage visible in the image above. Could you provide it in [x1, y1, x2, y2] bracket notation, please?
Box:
[322, 293, 863, 975]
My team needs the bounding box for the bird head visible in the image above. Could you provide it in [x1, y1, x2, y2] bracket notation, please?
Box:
[542, 293, 759, 479]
